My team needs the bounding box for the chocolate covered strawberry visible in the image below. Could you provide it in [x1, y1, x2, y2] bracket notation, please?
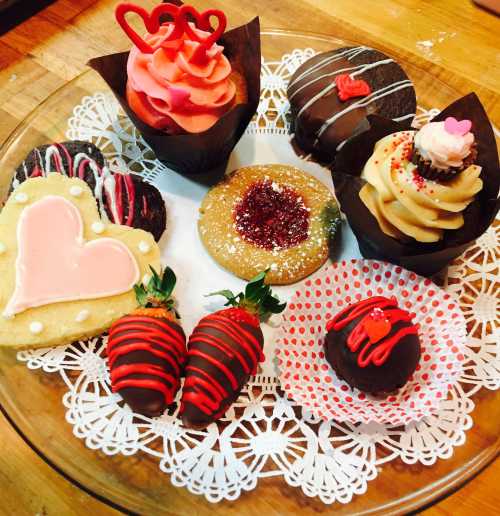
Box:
[180, 271, 286, 429]
[107, 267, 186, 417]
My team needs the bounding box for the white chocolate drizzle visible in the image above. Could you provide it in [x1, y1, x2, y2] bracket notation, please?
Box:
[287, 46, 415, 150]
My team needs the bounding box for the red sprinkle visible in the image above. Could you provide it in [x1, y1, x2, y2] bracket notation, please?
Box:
[233, 180, 309, 250]
[412, 170, 426, 191]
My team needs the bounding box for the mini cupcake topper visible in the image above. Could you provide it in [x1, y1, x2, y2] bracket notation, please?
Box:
[335, 73, 371, 102]
[115, 2, 226, 63]
[444, 116, 472, 136]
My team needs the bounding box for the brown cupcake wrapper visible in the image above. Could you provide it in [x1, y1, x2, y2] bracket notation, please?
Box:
[89, 12, 261, 179]
[332, 92, 500, 278]
[411, 143, 478, 181]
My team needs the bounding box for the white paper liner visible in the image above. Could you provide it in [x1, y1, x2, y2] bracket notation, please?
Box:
[276, 259, 467, 425]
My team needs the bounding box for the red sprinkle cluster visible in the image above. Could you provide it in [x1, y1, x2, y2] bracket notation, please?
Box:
[411, 170, 426, 191]
[233, 180, 310, 250]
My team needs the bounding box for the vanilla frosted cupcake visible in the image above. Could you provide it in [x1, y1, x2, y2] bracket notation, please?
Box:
[359, 129, 482, 242]
[411, 117, 477, 180]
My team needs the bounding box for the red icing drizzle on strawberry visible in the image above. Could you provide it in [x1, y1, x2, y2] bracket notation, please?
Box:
[107, 315, 186, 405]
[180, 312, 264, 418]
[326, 296, 418, 368]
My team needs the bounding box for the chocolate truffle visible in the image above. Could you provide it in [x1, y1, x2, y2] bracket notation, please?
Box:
[325, 296, 421, 393]
[14, 140, 167, 241]
[287, 46, 417, 162]
[180, 314, 264, 429]
[107, 314, 187, 417]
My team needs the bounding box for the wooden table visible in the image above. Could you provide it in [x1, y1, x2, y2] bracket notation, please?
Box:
[0, 0, 498, 514]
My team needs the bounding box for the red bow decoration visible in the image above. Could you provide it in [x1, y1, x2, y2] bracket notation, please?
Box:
[115, 2, 227, 63]
[335, 73, 371, 102]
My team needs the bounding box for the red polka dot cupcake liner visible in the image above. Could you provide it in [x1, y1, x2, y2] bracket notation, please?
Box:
[275, 259, 467, 425]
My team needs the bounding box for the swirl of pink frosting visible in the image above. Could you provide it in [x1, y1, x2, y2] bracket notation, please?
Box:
[414, 121, 475, 170]
[126, 23, 236, 133]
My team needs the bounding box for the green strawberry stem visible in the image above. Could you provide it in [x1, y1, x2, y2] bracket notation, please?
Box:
[134, 266, 179, 316]
[208, 269, 286, 318]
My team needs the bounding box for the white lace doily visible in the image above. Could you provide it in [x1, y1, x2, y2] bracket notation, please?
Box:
[17, 48, 500, 505]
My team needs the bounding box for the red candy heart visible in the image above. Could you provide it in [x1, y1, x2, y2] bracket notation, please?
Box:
[335, 73, 371, 102]
[363, 317, 391, 344]
[444, 116, 472, 136]
[180, 5, 227, 62]
[115, 2, 184, 54]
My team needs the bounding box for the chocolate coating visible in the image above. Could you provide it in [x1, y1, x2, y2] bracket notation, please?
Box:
[180, 319, 264, 429]
[108, 316, 186, 417]
[287, 47, 416, 162]
[13, 140, 167, 241]
[325, 303, 421, 393]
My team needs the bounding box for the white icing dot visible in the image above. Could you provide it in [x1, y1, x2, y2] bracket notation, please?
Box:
[0, 242, 6, 255]
[91, 221, 105, 234]
[70, 186, 83, 197]
[14, 192, 28, 204]
[29, 321, 44, 334]
[142, 273, 151, 285]
[138, 241, 150, 254]
[75, 309, 90, 323]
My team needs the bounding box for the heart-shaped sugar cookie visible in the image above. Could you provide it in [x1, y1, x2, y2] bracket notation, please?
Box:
[0, 174, 161, 349]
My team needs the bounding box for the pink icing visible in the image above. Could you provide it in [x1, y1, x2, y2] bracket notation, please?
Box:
[413, 120, 475, 170]
[3, 196, 140, 317]
[444, 117, 472, 136]
[126, 23, 236, 133]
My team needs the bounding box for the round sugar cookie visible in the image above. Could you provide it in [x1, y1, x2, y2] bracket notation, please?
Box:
[198, 164, 340, 284]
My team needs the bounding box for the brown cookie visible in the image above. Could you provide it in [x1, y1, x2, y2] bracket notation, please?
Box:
[198, 164, 339, 284]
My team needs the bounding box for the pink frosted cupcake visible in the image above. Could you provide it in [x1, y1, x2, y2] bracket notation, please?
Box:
[411, 116, 478, 181]
[89, 2, 260, 176]
[125, 18, 247, 134]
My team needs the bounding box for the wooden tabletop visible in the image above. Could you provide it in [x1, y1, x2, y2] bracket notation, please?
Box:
[0, 0, 498, 514]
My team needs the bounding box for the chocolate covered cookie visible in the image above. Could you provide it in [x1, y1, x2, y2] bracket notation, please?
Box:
[13, 141, 167, 241]
[287, 46, 416, 162]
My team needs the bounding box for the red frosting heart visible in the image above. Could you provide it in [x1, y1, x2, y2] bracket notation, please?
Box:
[115, 2, 184, 54]
[335, 73, 371, 102]
[363, 316, 391, 344]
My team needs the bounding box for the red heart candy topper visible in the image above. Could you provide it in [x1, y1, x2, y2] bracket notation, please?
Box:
[115, 2, 227, 63]
[334, 73, 371, 102]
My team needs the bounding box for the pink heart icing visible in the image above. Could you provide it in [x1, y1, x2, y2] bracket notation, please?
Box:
[444, 116, 472, 136]
[4, 195, 139, 317]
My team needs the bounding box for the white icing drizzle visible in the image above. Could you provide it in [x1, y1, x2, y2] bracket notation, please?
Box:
[75, 309, 90, 323]
[315, 79, 414, 143]
[29, 321, 44, 334]
[19, 145, 125, 223]
[70, 185, 83, 197]
[393, 112, 416, 122]
[91, 221, 105, 234]
[288, 47, 415, 150]
[288, 46, 368, 91]
[290, 58, 393, 104]
[138, 241, 151, 254]
[0, 242, 6, 254]
[14, 192, 28, 204]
